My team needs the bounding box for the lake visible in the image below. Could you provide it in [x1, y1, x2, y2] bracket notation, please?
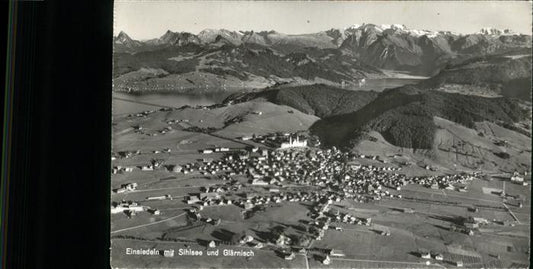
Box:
[112, 77, 425, 115]
[344, 78, 424, 92]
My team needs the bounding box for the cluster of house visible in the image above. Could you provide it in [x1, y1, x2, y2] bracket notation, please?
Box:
[133, 124, 174, 137]
[110, 200, 161, 217]
[185, 186, 331, 214]
[114, 133, 486, 210]
[417, 250, 465, 267]
[269, 205, 350, 264]
[111, 156, 169, 174]
[172, 145, 481, 213]
[186, 191, 234, 207]
[187, 189, 369, 263]
[127, 110, 156, 118]
[205, 233, 264, 250]
[306, 201, 334, 242]
[187, 207, 222, 226]
[182, 185, 359, 261]
[510, 171, 528, 185]
[419, 251, 445, 261]
[138, 159, 166, 171]
[331, 209, 372, 226]
[112, 182, 138, 193]
[155, 126, 174, 136]
[123, 107, 182, 136]
[200, 147, 230, 154]
[152, 148, 172, 154]
[110, 182, 168, 216]
[112, 166, 136, 175]
[112, 150, 141, 160]
[408, 174, 473, 191]
[448, 216, 494, 236]
[111, 200, 144, 216]
[242, 147, 470, 197]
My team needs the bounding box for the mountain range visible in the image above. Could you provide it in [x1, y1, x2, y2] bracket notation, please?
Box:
[115, 24, 530, 54]
[114, 24, 531, 83]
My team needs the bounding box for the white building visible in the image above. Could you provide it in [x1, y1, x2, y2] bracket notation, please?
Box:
[329, 249, 346, 257]
[141, 165, 154, 171]
[421, 252, 431, 259]
[111, 205, 127, 214]
[147, 194, 172, 201]
[280, 136, 307, 149]
[251, 179, 269, 186]
[322, 255, 331, 265]
[511, 175, 524, 183]
[111, 204, 144, 214]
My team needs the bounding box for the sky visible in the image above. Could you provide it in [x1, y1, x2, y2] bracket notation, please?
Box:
[114, 1, 533, 40]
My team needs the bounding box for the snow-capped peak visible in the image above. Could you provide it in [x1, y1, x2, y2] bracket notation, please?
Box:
[344, 23, 440, 38]
[346, 24, 362, 30]
[382, 24, 406, 31]
[196, 29, 244, 45]
[478, 27, 515, 36]
[199, 29, 243, 36]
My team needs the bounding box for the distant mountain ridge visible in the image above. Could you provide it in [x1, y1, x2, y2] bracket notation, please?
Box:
[420, 53, 532, 99]
[113, 24, 531, 93]
[115, 24, 529, 50]
[114, 24, 531, 76]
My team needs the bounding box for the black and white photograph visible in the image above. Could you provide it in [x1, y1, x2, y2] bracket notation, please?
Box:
[110, 1, 532, 268]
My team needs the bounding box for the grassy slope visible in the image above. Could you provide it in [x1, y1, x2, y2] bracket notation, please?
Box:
[352, 116, 531, 174]
[226, 84, 379, 118]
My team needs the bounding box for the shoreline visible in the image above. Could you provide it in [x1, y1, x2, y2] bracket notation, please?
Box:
[381, 69, 430, 80]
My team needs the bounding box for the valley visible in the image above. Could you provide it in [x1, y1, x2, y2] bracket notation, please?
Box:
[111, 21, 531, 269]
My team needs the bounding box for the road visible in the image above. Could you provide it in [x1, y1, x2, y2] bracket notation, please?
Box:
[113, 97, 180, 110]
[502, 202, 521, 224]
[111, 212, 186, 234]
[119, 184, 218, 194]
[331, 257, 446, 268]
[158, 206, 190, 211]
[142, 195, 186, 201]
[207, 132, 272, 149]
[404, 187, 503, 205]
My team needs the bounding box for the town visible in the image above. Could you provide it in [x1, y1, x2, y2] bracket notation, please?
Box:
[111, 108, 530, 268]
